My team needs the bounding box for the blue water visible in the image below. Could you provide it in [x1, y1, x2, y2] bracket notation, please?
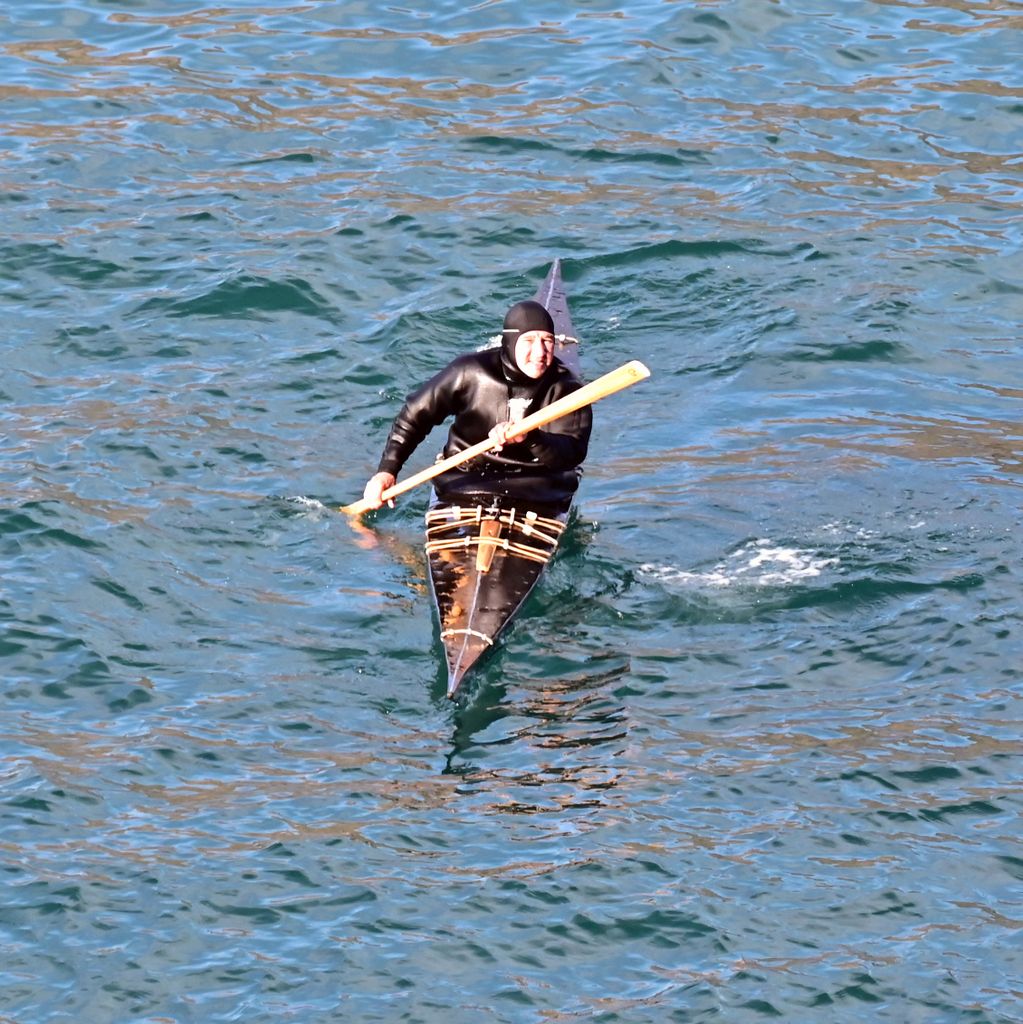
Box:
[2, 1, 1022, 1021]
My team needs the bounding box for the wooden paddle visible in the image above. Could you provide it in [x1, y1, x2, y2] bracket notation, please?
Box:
[341, 359, 651, 517]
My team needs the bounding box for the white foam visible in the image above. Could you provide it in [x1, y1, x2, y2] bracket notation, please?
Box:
[283, 495, 332, 518]
[820, 520, 875, 540]
[641, 539, 839, 589]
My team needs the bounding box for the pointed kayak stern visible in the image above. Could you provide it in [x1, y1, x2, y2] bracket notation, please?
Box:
[443, 626, 495, 698]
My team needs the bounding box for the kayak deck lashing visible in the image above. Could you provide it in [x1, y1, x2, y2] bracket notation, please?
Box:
[425, 505, 566, 568]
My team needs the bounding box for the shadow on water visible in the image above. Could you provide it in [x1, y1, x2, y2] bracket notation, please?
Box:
[440, 659, 631, 822]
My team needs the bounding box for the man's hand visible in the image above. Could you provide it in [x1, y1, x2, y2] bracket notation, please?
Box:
[362, 471, 396, 510]
[488, 421, 529, 451]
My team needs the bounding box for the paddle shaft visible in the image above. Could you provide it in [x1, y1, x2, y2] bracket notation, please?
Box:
[341, 359, 650, 516]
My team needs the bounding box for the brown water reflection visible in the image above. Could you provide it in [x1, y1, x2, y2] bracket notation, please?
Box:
[2, 3, 1022, 1021]
[781, 411, 1023, 478]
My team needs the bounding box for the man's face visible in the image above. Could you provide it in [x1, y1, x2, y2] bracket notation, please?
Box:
[514, 330, 555, 379]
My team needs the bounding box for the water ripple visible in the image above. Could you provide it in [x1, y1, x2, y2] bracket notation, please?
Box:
[2, 2, 1022, 1021]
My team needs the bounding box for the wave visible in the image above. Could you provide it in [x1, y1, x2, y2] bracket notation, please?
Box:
[642, 538, 839, 590]
[133, 273, 339, 322]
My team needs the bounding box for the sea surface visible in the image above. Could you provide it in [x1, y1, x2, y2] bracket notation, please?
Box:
[2, 1, 1022, 1022]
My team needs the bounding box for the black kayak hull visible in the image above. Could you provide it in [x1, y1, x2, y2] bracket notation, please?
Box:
[426, 498, 569, 697]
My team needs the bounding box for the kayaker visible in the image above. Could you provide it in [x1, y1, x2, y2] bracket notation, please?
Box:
[361, 298, 592, 512]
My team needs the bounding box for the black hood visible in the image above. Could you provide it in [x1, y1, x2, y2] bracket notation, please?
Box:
[499, 299, 556, 386]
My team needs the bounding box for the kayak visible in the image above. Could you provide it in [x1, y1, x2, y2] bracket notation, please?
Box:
[426, 259, 581, 698]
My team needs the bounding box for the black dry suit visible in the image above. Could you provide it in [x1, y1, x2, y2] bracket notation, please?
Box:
[376, 300, 591, 511]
